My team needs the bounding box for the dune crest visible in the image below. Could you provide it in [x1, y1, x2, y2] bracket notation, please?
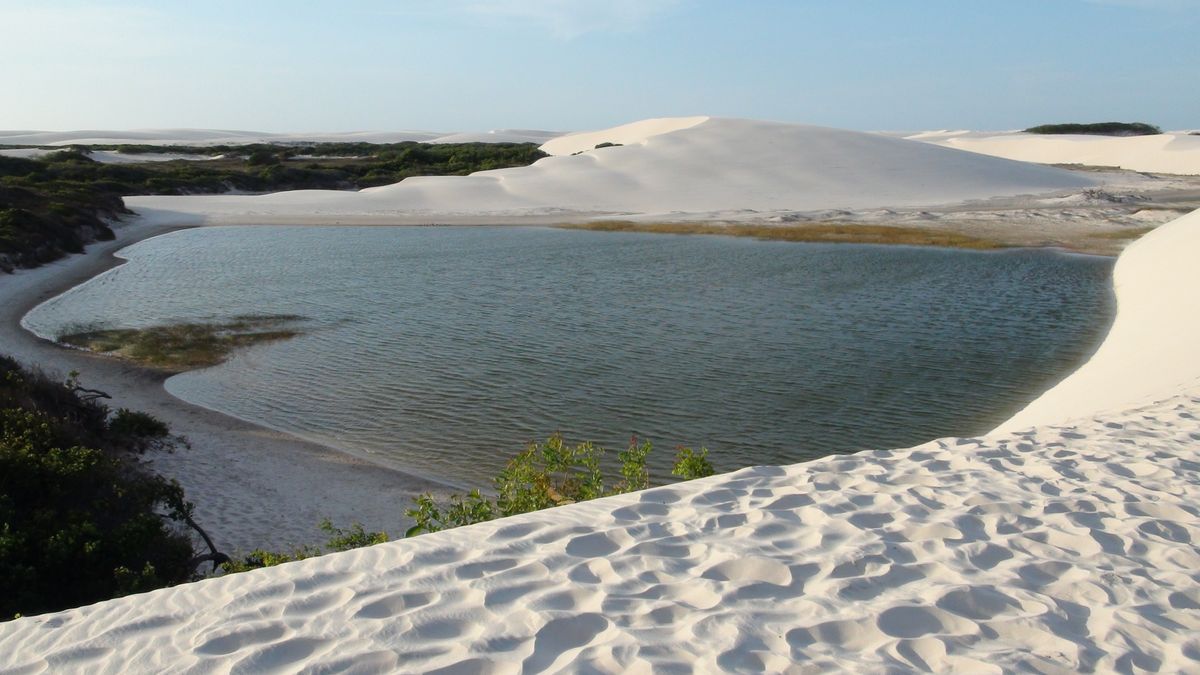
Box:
[538, 115, 710, 155]
[995, 208, 1200, 431]
[910, 130, 1200, 175]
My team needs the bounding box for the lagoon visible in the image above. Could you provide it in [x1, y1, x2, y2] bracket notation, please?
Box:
[23, 226, 1113, 486]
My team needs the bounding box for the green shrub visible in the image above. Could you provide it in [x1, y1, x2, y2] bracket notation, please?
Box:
[405, 435, 716, 536]
[220, 519, 387, 573]
[0, 357, 198, 619]
[672, 447, 715, 480]
[108, 408, 169, 439]
[2, 142, 548, 272]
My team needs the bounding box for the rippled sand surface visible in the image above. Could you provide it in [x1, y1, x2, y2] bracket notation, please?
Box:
[4, 391, 1196, 673]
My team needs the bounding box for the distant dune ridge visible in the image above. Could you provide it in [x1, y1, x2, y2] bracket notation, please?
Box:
[906, 129, 1200, 175]
[0, 128, 561, 146]
[120, 117, 1098, 225]
[3, 117, 1200, 671]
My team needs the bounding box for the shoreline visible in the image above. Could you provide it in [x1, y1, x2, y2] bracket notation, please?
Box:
[0, 203, 1153, 550]
[0, 218, 453, 553]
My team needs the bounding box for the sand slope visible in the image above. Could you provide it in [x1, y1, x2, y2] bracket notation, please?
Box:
[995, 208, 1200, 432]
[909, 130, 1200, 175]
[124, 117, 1096, 224]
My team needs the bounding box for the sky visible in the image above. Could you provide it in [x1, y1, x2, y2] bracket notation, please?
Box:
[0, 0, 1197, 133]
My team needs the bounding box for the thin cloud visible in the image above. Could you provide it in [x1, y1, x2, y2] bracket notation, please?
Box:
[1083, 0, 1197, 10]
[453, 0, 684, 39]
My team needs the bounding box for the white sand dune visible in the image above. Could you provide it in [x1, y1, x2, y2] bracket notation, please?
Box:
[995, 208, 1200, 431]
[124, 117, 1096, 225]
[3, 118, 1200, 671]
[538, 116, 709, 155]
[909, 130, 1200, 175]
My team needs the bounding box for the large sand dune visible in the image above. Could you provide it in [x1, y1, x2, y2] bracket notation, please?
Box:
[908, 130, 1200, 175]
[123, 117, 1096, 225]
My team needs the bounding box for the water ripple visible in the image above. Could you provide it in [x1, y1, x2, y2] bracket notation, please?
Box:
[24, 226, 1114, 485]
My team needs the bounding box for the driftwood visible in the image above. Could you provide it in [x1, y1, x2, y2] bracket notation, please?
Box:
[163, 485, 230, 574]
[71, 385, 111, 404]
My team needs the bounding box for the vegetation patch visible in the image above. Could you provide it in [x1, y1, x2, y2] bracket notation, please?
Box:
[1086, 226, 1157, 240]
[558, 221, 1006, 250]
[223, 434, 718, 573]
[0, 142, 548, 271]
[1024, 122, 1162, 136]
[0, 357, 211, 619]
[58, 315, 305, 372]
[404, 435, 715, 537]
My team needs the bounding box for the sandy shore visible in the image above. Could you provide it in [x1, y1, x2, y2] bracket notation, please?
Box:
[0, 219, 452, 553]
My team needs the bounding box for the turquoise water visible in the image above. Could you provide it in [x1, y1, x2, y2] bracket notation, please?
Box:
[24, 226, 1114, 486]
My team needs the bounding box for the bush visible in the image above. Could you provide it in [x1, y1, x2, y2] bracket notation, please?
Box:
[245, 149, 281, 166]
[0, 357, 199, 619]
[219, 434, 721, 575]
[405, 435, 716, 536]
[220, 519, 387, 573]
[108, 408, 169, 439]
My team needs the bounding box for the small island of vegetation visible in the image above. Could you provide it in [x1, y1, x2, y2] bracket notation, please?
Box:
[1024, 122, 1162, 136]
[59, 315, 306, 372]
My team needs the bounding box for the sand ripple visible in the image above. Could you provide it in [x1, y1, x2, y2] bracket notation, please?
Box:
[2, 393, 1198, 672]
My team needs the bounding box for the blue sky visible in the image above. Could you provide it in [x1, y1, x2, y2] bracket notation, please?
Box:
[1, 0, 1196, 132]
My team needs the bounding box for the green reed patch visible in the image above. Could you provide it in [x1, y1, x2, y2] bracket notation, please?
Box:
[59, 315, 304, 372]
[557, 221, 1007, 250]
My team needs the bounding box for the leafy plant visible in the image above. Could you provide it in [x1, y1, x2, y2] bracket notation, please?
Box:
[405, 435, 716, 536]
[108, 408, 169, 439]
[219, 518, 387, 573]
[672, 446, 715, 480]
